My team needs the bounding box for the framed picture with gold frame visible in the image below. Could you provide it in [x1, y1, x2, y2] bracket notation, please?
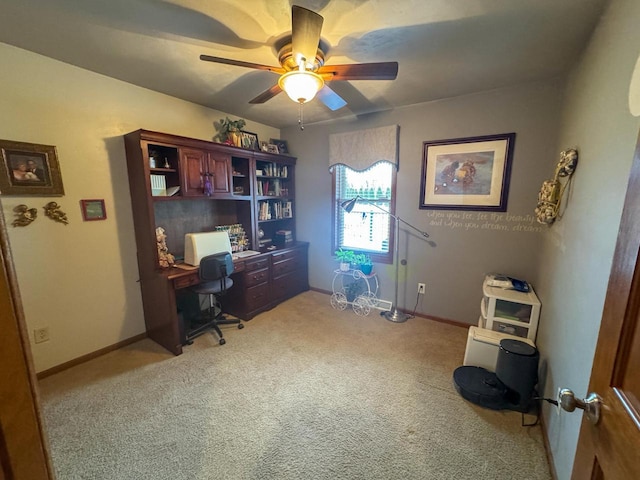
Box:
[0, 139, 65, 196]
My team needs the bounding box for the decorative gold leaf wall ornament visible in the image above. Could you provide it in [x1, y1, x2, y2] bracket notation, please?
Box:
[43, 201, 69, 225]
[534, 148, 579, 224]
[11, 204, 38, 227]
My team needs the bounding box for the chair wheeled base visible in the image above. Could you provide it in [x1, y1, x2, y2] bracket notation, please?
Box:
[187, 251, 244, 346]
[185, 306, 243, 346]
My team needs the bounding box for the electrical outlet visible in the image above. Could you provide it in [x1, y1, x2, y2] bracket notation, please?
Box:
[417, 283, 426, 295]
[34, 327, 50, 344]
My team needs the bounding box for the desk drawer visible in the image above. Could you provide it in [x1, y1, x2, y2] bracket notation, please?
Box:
[272, 249, 299, 263]
[272, 270, 302, 301]
[272, 256, 300, 278]
[245, 257, 269, 272]
[245, 267, 269, 288]
[173, 273, 199, 290]
[245, 283, 269, 312]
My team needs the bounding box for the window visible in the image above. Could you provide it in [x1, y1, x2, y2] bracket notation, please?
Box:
[332, 162, 396, 263]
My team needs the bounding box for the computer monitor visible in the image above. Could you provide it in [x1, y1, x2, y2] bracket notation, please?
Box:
[183, 231, 232, 266]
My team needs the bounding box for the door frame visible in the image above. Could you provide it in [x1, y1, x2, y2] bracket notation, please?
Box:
[0, 202, 54, 479]
[572, 130, 640, 478]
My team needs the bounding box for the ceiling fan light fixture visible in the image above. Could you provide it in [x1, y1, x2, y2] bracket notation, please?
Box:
[278, 70, 324, 104]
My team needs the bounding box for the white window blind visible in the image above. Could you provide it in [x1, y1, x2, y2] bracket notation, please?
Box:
[335, 162, 393, 254]
[330, 125, 397, 258]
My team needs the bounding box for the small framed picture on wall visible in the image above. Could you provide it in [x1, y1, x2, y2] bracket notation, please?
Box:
[80, 199, 107, 221]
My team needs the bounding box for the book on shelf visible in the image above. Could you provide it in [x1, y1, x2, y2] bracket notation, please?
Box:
[275, 229, 293, 246]
[258, 163, 288, 178]
[259, 200, 290, 220]
[282, 201, 292, 218]
[150, 174, 167, 196]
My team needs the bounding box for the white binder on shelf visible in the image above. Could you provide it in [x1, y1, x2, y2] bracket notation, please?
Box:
[150, 174, 167, 196]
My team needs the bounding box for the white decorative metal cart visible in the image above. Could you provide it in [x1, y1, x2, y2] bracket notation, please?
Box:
[330, 269, 392, 316]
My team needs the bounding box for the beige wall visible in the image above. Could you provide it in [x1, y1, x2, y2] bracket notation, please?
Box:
[284, 79, 563, 324]
[0, 43, 280, 372]
[535, 0, 640, 478]
[2, 0, 638, 473]
[283, 1, 640, 474]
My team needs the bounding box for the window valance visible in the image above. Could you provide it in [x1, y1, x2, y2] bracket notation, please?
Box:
[329, 125, 399, 171]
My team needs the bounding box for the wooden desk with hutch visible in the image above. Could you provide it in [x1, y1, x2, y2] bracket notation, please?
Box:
[124, 130, 309, 355]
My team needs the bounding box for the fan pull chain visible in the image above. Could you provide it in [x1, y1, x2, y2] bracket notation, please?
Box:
[298, 102, 305, 130]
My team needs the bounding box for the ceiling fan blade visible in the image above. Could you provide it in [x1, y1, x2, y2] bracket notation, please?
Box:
[249, 84, 283, 104]
[317, 62, 398, 81]
[291, 5, 323, 67]
[200, 55, 285, 74]
[317, 85, 347, 111]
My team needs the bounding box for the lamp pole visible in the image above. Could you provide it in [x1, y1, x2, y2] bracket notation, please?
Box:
[341, 196, 429, 323]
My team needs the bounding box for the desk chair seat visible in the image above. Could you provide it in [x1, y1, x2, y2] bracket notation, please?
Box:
[187, 252, 243, 345]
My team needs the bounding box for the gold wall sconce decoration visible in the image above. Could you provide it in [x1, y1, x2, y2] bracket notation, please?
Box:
[534, 148, 579, 224]
[43, 201, 69, 225]
[11, 204, 38, 227]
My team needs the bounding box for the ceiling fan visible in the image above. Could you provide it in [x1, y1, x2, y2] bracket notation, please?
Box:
[199, 5, 398, 112]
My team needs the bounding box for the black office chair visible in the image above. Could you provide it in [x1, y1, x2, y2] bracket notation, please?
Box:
[187, 252, 243, 345]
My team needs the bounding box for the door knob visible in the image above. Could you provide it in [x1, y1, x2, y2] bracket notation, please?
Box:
[558, 388, 602, 424]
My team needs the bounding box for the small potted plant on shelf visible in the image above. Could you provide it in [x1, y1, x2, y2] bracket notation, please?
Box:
[213, 117, 246, 147]
[334, 248, 356, 272]
[354, 253, 373, 275]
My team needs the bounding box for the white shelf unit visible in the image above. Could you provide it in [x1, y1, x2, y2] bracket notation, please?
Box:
[480, 276, 541, 341]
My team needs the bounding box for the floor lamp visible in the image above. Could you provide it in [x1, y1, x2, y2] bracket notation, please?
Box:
[341, 196, 429, 323]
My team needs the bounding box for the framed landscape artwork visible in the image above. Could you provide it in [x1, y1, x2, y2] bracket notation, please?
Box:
[419, 133, 515, 211]
[0, 139, 65, 196]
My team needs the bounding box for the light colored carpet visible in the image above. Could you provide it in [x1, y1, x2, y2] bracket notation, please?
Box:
[39, 291, 551, 479]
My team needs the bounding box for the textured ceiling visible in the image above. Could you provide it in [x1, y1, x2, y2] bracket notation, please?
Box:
[0, 0, 607, 128]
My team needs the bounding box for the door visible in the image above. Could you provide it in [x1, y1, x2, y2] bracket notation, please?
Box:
[206, 152, 231, 194]
[571, 131, 640, 479]
[0, 207, 54, 479]
[180, 148, 231, 197]
[180, 147, 206, 196]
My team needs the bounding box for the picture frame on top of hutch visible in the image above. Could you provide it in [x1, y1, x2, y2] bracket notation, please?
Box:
[266, 144, 279, 154]
[0, 139, 65, 196]
[269, 138, 289, 155]
[240, 131, 260, 151]
[419, 133, 515, 212]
